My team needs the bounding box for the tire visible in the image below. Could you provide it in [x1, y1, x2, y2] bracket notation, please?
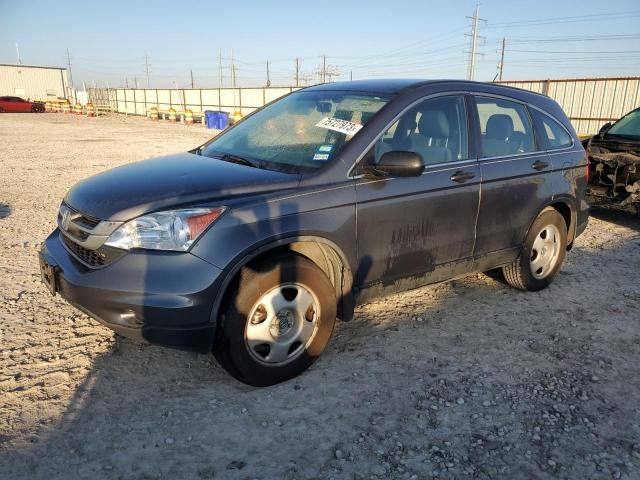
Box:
[214, 254, 336, 386]
[502, 209, 567, 291]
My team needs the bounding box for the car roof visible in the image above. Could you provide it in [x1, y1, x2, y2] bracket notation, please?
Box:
[302, 79, 548, 98]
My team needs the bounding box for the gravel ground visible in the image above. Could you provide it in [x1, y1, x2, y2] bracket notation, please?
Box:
[1, 113, 640, 480]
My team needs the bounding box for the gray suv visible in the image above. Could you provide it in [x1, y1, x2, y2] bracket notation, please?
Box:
[39, 80, 589, 386]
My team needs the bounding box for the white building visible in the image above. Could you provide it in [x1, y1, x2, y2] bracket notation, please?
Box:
[0, 64, 69, 100]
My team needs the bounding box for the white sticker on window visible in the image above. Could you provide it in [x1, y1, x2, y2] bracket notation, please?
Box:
[315, 117, 363, 136]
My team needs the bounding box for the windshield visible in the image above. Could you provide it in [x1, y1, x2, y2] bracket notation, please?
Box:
[200, 91, 389, 172]
[606, 109, 640, 139]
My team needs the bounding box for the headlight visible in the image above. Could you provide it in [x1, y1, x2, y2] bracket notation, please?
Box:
[104, 207, 225, 251]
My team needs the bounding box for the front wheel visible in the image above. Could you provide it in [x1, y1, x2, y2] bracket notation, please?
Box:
[214, 254, 336, 386]
[502, 209, 567, 291]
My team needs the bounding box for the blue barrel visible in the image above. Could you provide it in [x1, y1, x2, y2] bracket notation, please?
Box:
[205, 111, 229, 129]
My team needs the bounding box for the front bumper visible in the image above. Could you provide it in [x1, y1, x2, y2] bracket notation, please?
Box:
[40, 229, 224, 353]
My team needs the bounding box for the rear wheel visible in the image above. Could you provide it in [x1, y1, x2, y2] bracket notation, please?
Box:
[502, 209, 567, 291]
[214, 254, 336, 386]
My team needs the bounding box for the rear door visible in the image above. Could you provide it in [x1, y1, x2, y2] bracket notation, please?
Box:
[355, 94, 480, 291]
[471, 95, 553, 258]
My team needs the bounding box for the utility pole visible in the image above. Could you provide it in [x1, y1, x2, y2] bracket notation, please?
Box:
[322, 55, 326, 83]
[134, 75, 139, 89]
[65, 48, 73, 87]
[266, 61, 271, 87]
[125, 78, 129, 88]
[295, 57, 300, 87]
[498, 37, 506, 81]
[143, 50, 151, 87]
[464, 4, 486, 81]
[190, 69, 194, 88]
[218, 48, 223, 87]
[350, 70, 353, 81]
[230, 49, 236, 88]
[16, 43, 21, 64]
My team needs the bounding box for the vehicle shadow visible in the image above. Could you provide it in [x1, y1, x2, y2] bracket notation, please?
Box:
[9, 197, 640, 479]
[6, 229, 638, 479]
[589, 205, 640, 233]
[0, 203, 10, 219]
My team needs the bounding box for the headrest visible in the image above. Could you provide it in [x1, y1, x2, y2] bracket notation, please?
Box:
[486, 114, 514, 140]
[418, 110, 449, 138]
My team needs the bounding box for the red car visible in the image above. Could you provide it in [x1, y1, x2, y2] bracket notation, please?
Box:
[0, 96, 45, 113]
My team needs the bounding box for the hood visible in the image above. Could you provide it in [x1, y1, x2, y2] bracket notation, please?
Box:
[64, 153, 300, 221]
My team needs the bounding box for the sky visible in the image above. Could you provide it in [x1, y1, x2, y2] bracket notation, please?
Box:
[1, 0, 639, 89]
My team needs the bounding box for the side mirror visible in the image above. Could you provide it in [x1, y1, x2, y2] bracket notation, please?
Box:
[364, 151, 425, 178]
[598, 122, 612, 135]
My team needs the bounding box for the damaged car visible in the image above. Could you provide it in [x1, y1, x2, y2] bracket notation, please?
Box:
[584, 107, 640, 214]
[40, 80, 589, 386]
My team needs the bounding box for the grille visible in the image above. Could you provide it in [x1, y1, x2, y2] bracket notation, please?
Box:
[58, 203, 101, 231]
[74, 215, 101, 229]
[62, 235, 106, 267]
[61, 234, 124, 268]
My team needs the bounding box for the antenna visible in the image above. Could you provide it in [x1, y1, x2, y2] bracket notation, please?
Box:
[16, 43, 21, 64]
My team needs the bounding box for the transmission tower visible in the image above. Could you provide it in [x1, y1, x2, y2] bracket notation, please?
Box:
[464, 5, 486, 81]
[143, 51, 152, 87]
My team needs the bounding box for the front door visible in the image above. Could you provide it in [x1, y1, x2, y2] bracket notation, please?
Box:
[355, 94, 480, 294]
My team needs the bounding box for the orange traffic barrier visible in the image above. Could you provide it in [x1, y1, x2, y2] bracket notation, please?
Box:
[74, 103, 82, 114]
[62, 101, 72, 114]
[45, 101, 52, 112]
[184, 109, 194, 125]
[168, 108, 176, 123]
[86, 103, 95, 117]
[149, 107, 159, 121]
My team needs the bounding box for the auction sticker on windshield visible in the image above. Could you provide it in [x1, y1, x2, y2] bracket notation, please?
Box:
[315, 117, 363, 136]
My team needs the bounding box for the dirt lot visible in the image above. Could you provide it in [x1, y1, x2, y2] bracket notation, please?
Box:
[1, 113, 639, 480]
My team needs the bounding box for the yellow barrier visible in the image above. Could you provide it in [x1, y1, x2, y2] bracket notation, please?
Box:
[86, 103, 95, 117]
[168, 108, 177, 123]
[149, 107, 159, 121]
[184, 109, 194, 125]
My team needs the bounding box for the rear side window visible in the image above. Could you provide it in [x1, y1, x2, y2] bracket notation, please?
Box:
[533, 111, 573, 149]
[474, 96, 536, 157]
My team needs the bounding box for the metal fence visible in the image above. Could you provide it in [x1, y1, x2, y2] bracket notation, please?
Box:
[495, 77, 640, 135]
[87, 86, 300, 117]
[86, 77, 640, 135]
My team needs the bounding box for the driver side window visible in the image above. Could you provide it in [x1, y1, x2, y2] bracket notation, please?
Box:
[374, 95, 468, 165]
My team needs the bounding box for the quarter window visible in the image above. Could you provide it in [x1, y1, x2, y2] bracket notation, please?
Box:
[374, 95, 468, 165]
[534, 111, 573, 149]
[475, 97, 536, 157]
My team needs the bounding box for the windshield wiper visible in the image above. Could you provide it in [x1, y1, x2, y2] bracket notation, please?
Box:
[605, 133, 640, 141]
[207, 151, 263, 169]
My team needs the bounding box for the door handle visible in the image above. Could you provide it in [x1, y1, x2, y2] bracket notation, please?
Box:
[450, 170, 476, 183]
[532, 160, 549, 171]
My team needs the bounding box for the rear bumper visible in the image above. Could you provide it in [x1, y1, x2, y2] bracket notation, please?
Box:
[40, 229, 224, 353]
